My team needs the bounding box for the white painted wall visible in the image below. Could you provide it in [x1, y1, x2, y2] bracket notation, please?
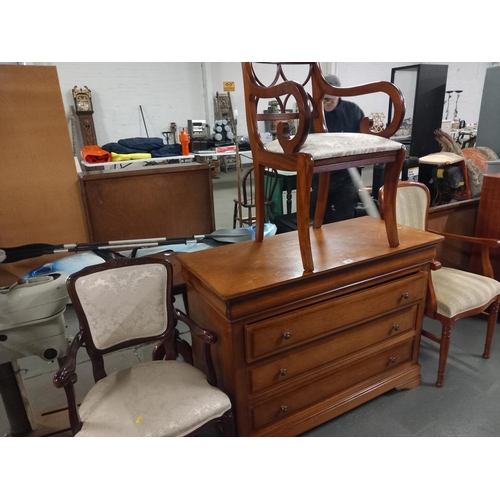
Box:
[47, 62, 492, 154]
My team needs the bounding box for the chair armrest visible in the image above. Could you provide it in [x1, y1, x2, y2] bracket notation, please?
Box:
[429, 230, 500, 279]
[430, 259, 442, 271]
[175, 308, 219, 386]
[175, 308, 217, 345]
[53, 330, 84, 388]
[429, 229, 500, 248]
[315, 71, 405, 139]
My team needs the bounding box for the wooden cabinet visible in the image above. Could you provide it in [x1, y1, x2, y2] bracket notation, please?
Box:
[178, 216, 442, 436]
[0, 65, 89, 279]
[78, 163, 215, 241]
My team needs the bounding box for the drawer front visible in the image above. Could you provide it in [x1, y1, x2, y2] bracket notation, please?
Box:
[248, 305, 417, 394]
[245, 272, 426, 362]
[250, 339, 414, 431]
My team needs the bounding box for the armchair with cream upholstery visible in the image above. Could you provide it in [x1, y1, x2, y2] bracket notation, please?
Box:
[380, 181, 500, 387]
[242, 62, 407, 272]
[53, 257, 235, 437]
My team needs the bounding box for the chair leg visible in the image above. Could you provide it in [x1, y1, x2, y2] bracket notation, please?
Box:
[436, 324, 453, 387]
[233, 201, 237, 229]
[313, 171, 331, 228]
[220, 409, 237, 436]
[295, 160, 315, 273]
[381, 148, 406, 247]
[483, 300, 500, 359]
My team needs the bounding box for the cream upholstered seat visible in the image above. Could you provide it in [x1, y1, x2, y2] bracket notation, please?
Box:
[380, 181, 500, 387]
[242, 62, 407, 273]
[76, 361, 231, 437]
[265, 132, 403, 160]
[54, 257, 234, 437]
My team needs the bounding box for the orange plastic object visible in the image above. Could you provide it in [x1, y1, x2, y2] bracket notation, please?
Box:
[179, 128, 190, 156]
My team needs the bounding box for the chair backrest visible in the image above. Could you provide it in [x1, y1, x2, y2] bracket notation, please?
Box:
[67, 257, 176, 358]
[379, 181, 431, 231]
[242, 62, 406, 155]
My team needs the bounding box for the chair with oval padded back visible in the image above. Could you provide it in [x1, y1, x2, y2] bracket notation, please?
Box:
[379, 181, 500, 387]
[242, 62, 407, 272]
[53, 256, 235, 436]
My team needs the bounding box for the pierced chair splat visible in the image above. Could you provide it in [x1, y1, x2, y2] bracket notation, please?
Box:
[53, 257, 235, 437]
[380, 181, 500, 387]
[242, 62, 407, 272]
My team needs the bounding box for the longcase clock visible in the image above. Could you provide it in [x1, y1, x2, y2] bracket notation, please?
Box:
[72, 86, 98, 146]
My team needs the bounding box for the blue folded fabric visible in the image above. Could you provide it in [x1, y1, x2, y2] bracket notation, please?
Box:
[100, 142, 137, 154]
[118, 137, 164, 152]
[150, 144, 182, 157]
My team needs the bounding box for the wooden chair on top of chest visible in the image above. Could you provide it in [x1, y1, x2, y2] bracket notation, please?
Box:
[241, 62, 407, 273]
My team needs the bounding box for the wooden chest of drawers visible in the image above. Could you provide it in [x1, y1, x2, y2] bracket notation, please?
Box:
[177, 217, 443, 436]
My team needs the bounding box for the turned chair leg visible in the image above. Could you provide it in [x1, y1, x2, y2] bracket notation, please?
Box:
[436, 324, 453, 387]
[483, 300, 500, 359]
[254, 164, 266, 242]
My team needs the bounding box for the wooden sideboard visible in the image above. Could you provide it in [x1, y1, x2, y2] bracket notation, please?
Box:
[177, 217, 443, 436]
[428, 198, 479, 272]
[78, 163, 215, 241]
[470, 173, 500, 278]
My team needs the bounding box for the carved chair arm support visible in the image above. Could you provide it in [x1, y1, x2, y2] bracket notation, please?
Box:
[426, 261, 442, 315]
[429, 229, 500, 248]
[53, 331, 84, 388]
[175, 308, 217, 345]
[314, 70, 405, 139]
[429, 230, 499, 278]
[174, 308, 219, 386]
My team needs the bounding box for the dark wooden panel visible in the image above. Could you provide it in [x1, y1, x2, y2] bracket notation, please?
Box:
[470, 173, 500, 278]
[79, 163, 215, 241]
[428, 198, 479, 271]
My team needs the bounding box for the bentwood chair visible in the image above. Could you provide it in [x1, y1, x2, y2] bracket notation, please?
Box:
[242, 62, 407, 272]
[233, 166, 279, 228]
[380, 181, 500, 387]
[53, 257, 235, 436]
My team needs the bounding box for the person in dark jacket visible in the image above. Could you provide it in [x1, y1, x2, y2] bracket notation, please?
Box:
[310, 74, 365, 224]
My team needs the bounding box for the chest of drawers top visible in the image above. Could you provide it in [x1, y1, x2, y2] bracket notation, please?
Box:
[177, 217, 443, 320]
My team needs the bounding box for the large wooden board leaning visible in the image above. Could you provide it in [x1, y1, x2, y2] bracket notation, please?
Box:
[0, 65, 88, 281]
[177, 217, 443, 436]
[78, 163, 215, 241]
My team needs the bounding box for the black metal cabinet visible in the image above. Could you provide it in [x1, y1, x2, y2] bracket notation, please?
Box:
[388, 64, 448, 187]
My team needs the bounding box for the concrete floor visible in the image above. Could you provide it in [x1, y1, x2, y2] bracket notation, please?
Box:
[2, 165, 500, 437]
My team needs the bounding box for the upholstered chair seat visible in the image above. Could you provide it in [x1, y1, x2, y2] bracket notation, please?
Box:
[76, 361, 232, 437]
[431, 267, 500, 318]
[266, 132, 404, 160]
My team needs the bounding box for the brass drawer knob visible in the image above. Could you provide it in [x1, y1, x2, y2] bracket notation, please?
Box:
[279, 368, 288, 376]
[392, 324, 400, 332]
[281, 405, 288, 413]
[402, 292, 410, 299]
[389, 357, 397, 364]
[283, 332, 291, 340]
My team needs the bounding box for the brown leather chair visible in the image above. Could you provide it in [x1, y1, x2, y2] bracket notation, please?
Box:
[380, 181, 500, 387]
[53, 257, 235, 436]
[242, 62, 407, 272]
